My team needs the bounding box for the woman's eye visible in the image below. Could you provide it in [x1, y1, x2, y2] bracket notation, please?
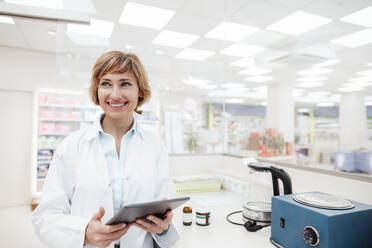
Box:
[121, 82, 131, 87]
[101, 82, 110, 86]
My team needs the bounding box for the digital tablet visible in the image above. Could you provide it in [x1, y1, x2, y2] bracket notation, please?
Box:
[106, 197, 190, 225]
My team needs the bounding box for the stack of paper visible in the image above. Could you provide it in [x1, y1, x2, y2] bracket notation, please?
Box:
[172, 175, 222, 194]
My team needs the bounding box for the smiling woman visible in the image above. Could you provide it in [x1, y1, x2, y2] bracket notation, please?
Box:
[89, 51, 151, 115]
[31, 51, 180, 248]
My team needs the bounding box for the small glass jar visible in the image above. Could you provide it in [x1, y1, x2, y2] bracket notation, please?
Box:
[196, 208, 210, 226]
[183, 206, 192, 226]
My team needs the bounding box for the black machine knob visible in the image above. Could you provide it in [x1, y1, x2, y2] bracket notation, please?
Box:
[302, 226, 320, 247]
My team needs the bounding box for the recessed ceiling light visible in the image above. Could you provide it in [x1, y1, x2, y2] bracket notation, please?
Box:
[182, 77, 209, 86]
[197, 84, 218, 90]
[205, 21, 258, 42]
[343, 82, 372, 87]
[67, 33, 110, 46]
[266, 10, 332, 36]
[5, 0, 63, 9]
[297, 68, 333, 76]
[312, 59, 340, 68]
[340, 5, 372, 27]
[152, 30, 199, 48]
[252, 86, 268, 93]
[308, 91, 330, 96]
[338, 87, 364, 92]
[125, 45, 133, 49]
[67, 18, 114, 38]
[225, 98, 245, 104]
[221, 83, 247, 89]
[156, 50, 164, 55]
[0, 15, 15, 24]
[296, 82, 324, 88]
[238, 68, 272, 76]
[349, 77, 372, 82]
[229, 58, 256, 68]
[357, 70, 372, 76]
[245, 76, 273, 83]
[296, 76, 328, 82]
[175, 48, 215, 61]
[317, 102, 335, 107]
[331, 29, 372, 48]
[220, 43, 265, 57]
[119, 2, 175, 30]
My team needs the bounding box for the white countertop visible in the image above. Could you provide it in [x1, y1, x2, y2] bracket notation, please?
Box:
[171, 192, 275, 248]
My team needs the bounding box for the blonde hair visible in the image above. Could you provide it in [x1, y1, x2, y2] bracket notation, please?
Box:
[89, 51, 151, 114]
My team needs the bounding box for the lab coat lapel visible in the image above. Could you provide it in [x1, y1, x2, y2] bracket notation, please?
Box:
[91, 137, 111, 187]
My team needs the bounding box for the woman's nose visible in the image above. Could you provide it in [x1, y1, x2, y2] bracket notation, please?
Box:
[110, 85, 121, 99]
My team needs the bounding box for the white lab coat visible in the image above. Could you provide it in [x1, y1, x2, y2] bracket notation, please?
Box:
[32, 121, 180, 248]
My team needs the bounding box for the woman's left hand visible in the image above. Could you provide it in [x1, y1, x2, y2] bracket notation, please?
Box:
[134, 210, 173, 234]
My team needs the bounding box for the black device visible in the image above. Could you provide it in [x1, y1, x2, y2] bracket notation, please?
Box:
[248, 162, 293, 196]
[226, 161, 293, 232]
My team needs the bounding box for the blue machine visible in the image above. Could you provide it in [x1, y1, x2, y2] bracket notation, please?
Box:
[270, 192, 372, 248]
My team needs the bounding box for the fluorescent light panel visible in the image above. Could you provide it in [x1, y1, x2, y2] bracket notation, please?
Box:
[338, 87, 364, 92]
[229, 58, 256, 68]
[266, 10, 332, 36]
[312, 59, 340, 68]
[238, 68, 272, 76]
[340, 5, 372, 27]
[205, 21, 258, 42]
[67, 33, 110, 46]
[175, 48, 215, 61]
[296, 82, 324, 88]
[296, 76, 328, 82]
[119, 2, 175, 30]
[0, 15, 15, 24]
[297, 68, 333, 76]
[5, 0, 63, 9]
[221, 83, 246, 89]
[367, 62, 372, 67]
[331, 29, 372, 48]
[308, 91, 330, 96]
[220, 43, 265, 57]
[349, 77, 372, 82]
[182, 77, 209, 86]
[357, 70, 372, 76]
[343, 82, 372, 87]
[245, 75, 274, 83]
[153, 30, 199, 48]
[197, 84, 218, 90]
[67, 18, 114, 38]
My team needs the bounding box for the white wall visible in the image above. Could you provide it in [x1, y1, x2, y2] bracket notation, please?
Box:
[0, 46, 57, 92]
[0, 89, 33, 207]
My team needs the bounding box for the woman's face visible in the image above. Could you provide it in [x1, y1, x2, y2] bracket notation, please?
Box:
[97, 71, 141, 121]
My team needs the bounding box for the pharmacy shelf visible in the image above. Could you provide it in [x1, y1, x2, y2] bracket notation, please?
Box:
[39, 103, 99, 109]
[39, 133, 70, 136]
[39, 118, 94, 122]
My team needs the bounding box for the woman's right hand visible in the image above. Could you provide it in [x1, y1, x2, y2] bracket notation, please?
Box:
[84, 207, 132, 248]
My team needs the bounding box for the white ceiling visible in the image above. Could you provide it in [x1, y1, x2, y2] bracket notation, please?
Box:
[1, 0, 372, 105]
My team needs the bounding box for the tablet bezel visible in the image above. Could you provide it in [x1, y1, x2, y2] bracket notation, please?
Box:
[106, 197, 190, 225]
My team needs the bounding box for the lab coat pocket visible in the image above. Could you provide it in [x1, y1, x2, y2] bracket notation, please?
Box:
[124, 173, 156, 204]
